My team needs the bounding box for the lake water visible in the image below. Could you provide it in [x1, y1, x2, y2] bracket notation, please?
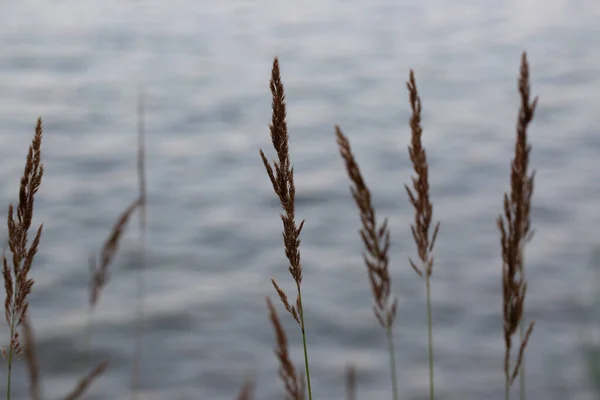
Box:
[1, 1, 599, 399]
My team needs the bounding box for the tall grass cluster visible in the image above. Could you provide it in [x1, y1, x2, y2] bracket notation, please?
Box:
[1, 52, 547, 399]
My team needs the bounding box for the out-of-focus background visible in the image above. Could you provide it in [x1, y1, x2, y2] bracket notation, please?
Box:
[0, 1, 599, 399]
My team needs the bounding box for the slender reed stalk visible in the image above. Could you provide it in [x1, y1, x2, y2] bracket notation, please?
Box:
[266, 297, 306, 400]
[260, 57, 312, 400]
[497, 51, 538, 400]
[335, 125, 398, 400]
[131, 86, 148, 400]
[2, 117, 44, 400]
[404, 70, 441, 400]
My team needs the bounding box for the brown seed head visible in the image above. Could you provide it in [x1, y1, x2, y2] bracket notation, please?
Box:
[404, 70, 440, 278]
[3, 117, 44, 359]
[260, 58, 306, 322]
[336, 125, 397, 329]
[498, 51, 537, 384]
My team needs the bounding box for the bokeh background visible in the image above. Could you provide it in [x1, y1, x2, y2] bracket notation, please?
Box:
[1, 1, 599, 399]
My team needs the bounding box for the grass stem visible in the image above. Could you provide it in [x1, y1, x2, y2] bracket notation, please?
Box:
[386, 326, 399, 400]
[297, 288, 313, 400]
[426, 276, 435, 400]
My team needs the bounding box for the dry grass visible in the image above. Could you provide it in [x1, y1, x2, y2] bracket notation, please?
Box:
[497, 51, 538, 400]
[335, 125, 399, 399]
[2, 117, 44, 400]
[1, 118, 110, 399]
[1, 51, 543, 400]
[260, 57, 312, 399]
[404, 70, 440, 400]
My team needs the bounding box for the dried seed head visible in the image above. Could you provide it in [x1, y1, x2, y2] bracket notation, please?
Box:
[336, 125, 396, 329]
[498, 51, 537, 385]
[405, 70, 440, 278]
[260, 58, 306, 321]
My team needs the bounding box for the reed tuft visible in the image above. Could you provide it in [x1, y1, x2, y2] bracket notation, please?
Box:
[335, 126, 396, 329]
[404, 70, 440, 400]
[2, 117, 44, 400]
[335, 125, 398, 400]
[497, 51, 538, 400]
[260, 57, 312, 399]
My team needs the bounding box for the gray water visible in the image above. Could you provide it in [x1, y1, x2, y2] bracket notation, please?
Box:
[1, 1, 599, 399]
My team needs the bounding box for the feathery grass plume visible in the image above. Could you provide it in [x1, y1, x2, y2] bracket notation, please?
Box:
[86, 196, 141, 366]
[63, 361, 109, 400]
[497, 51, 537, 400]
[2, 117, 44, 400]
[131, 86, 148, 400]
[259, 57, 312, 399]
[345, 364, 356, 400]
[405, 70, 440, 400]
[335, 125, 398, 400]
[267, 297, 306, 400]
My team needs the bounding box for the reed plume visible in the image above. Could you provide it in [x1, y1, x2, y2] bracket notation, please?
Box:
[260, 57, 312, 399]
[405, 70, 440, 400]
[497, 51, 538, 400]
[335, 125, 398, 400]
[2, 117, 44, 400]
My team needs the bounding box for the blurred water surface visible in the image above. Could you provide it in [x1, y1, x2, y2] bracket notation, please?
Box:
[0, 1, 599, 399]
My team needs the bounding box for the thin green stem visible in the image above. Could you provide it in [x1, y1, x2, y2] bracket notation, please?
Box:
[386, 326, 399, 400]
[505, 373, 510, 400]
[425, 276, 435, 400]
[296, 285, 313, 400]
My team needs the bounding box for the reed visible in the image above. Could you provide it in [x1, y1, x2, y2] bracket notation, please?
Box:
[404, 70, 440, 400]
[1, 51, 551, 400]
[335, 125, 398, 400]
[2, 118, 110, 400]
[2, 117, 44, 400]
[260, 57, 312, 400]
[497, 51, 538, 400]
